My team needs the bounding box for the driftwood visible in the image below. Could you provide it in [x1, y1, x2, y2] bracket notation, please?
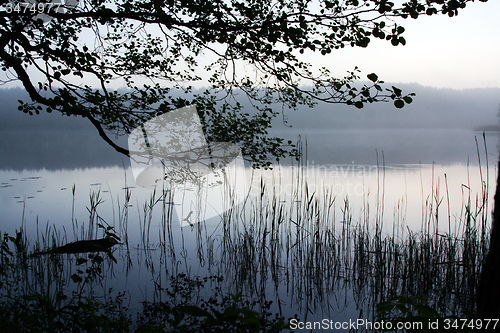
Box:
[30, 237, 120, 257]
[477, 161, 500, 329]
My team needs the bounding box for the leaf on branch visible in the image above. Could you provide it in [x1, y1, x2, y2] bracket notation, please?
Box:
[403, 96, 413, 104]
[394, 100, 405, 109]
[367, 73, 378, 82]
[354, 101, 364, 109]
[392, 86, 402, 97]
[70, 273, 83, 283]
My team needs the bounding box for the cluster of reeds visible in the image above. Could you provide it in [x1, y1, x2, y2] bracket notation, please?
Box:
[207, 160, 490, 318]
[0, 137, 494, 330]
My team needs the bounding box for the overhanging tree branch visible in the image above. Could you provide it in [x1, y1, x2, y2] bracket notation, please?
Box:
[86, 113, 130, 156]
[0, 0, 485, 166]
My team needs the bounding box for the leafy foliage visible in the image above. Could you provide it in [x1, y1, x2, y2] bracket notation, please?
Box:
[0, 232, 290, 332]
[376, 294, 476, 332]
[0, 0, 482, 165]
[0, 230, 133, 332]
[137, 274, 290, 332]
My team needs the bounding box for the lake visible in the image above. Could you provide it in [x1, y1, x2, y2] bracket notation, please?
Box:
[0, 127, 497, 331]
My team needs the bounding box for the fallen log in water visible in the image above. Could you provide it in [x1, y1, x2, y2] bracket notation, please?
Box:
[30, 237, 120, 257]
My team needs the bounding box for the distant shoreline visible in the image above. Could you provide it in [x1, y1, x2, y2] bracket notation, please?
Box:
[475, 125, 500, 132]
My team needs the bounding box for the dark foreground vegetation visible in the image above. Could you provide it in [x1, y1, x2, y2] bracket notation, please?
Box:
[0, 181, 488, 332]
[0, 229, 291, 332]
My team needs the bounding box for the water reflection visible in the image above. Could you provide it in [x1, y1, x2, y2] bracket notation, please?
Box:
[0, 128, 497, 170]
[1, 156, 494, 326]
[0, 127, 497, 330]
[128, 105, 247, 226]
[2, 160, 488, 331]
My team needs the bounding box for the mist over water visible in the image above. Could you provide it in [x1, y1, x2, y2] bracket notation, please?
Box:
[1, 85, 499, 170]
[0, 86, 498, 330]
[0, 84, 498, 250]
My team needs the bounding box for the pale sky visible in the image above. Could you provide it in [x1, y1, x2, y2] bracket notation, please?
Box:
[312, 0, 500, 89]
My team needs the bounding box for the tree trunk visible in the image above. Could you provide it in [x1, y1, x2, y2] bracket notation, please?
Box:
[477, 161, 500, 329]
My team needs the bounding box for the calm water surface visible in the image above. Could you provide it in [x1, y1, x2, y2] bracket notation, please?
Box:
[0, 127, 497, 330]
